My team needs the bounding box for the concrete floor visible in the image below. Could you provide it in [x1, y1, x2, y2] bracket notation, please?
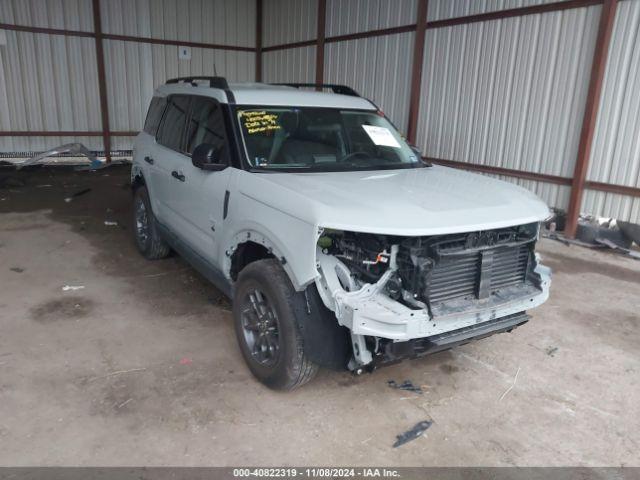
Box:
[0, 165, 638, 467]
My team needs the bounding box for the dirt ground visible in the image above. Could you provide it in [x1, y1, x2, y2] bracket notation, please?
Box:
[0, 165, 638, 467]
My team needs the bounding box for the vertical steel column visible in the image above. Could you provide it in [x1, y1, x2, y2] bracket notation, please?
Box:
[565, 0, 618, 237]
[92, 0, 112, 163]
[315, 0, 327, 89]
[255, 0, 263, 82]
[407, 0, 428, 144]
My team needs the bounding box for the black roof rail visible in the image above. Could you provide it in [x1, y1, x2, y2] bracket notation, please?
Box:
[166, 76, 229, 89]
[272, 83, 360, 97]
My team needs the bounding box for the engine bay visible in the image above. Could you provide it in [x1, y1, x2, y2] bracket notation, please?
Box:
[317, 223, 541, 311]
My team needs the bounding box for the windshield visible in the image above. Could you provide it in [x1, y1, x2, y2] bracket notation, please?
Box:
[236, 107, 422, 172]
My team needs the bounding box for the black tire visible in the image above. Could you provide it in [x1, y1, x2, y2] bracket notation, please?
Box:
[132, 186, 171, 260]
[233, 259, 319, 390]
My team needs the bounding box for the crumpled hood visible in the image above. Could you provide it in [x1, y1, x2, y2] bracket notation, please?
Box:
[238, 165, 551, 236]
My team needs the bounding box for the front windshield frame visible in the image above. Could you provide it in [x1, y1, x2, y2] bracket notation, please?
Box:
[233, 105, 426, 173]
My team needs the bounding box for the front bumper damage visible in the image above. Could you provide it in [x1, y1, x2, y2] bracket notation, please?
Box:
[381, 311, 532, 366]
[316, 245, 551, 367]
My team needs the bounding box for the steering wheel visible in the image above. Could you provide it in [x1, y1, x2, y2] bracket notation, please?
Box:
[340, 151, 373, 163]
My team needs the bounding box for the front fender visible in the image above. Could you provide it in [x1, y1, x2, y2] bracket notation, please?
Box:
[221, 193, 319, 291]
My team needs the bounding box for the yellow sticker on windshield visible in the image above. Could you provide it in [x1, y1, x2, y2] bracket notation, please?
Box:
[239, 110, 282, 134]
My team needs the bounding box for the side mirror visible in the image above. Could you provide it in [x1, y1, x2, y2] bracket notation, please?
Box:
[192, 143, 227, 171]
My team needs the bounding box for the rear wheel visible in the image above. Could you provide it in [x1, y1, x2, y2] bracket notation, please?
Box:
[233, 259, 318, 390]
[132, 186, 170, 260]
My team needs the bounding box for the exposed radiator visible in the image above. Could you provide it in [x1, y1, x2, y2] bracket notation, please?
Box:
[427, 244, 530, 304]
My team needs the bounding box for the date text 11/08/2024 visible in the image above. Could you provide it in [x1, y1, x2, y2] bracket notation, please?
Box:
[232, 468, 401, 478]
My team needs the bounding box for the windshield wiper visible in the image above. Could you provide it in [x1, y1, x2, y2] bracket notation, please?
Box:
[249, 160, 428, 173]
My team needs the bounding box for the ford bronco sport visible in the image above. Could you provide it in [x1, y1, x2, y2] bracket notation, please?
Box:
[132, 76, 552, 390]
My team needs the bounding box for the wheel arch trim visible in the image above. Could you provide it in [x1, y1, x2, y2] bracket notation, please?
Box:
[223, 225, 314, 292]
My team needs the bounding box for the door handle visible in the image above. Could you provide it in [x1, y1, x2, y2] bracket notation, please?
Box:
[144, 156, 154, 165]
[171, 170, 185, 182]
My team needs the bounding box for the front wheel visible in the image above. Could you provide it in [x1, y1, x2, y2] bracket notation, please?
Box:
[233, 259, 319, 390]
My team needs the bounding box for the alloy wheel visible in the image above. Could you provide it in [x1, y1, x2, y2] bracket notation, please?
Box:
[240, 288, 281, 367]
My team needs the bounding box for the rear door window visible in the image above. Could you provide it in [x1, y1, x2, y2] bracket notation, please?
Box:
[156, 95, 191, 152]
[143, 96, 167, 135]
[184, 96, 229, 163]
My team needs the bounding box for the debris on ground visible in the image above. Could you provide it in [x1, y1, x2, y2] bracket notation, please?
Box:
[87, 368, 147, 383]
[179, 357, 193, 366]
[576, 215, 631, 249]
[10, 267, 24, 273]
[595, 238, 640, 260]
[104, 220, 118, 226]
[393, 420, 433, 448]
[64, 188, 92, 203]
[542, 231, 571, 246]
[545, 346, 558, 357]
[62, 285, 85, 291]
[115, 398, 132, 409]
[17, 143, 106, 171]
[544, 207, 566, 232]
[499, 366, 521, 401]
[542, 231, 603, 248]
[618, 220, 640, 246]
[543, 215, 640, 259]
[387, 379, 424, 394]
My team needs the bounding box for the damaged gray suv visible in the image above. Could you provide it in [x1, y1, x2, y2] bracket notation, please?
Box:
[131, 77, 552, 390]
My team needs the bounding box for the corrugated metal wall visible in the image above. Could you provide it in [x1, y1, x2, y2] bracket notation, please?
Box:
[0, 0, 256, 154]
[416, 4, 601, 211]
[324, 32, 415, 133]
[262, 0, 317, 47]
[103, 0, 256, 150]
[260, 0, 416, 132]
[326, 0, 417, 36]
[261, 0, 316, 85]
[0, 30, 103, 152]
[427, 0, 570, 21]
[262, 46, 316, 83]
[0, 0, 94, 31]
[260, 0, 640, 222]
[104, 40, 255, 138]
[104, 41, 254, 149]
[0, 0, 100, 151]
[3, 0, 640, 222]
[100, 0, 256, 48]
[583, 0, 640, 221]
